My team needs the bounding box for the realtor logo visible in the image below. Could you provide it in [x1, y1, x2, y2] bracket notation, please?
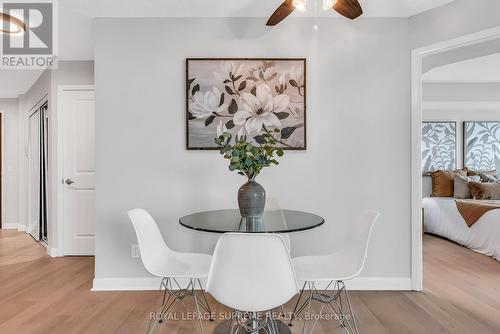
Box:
[1, 0, 57, 69]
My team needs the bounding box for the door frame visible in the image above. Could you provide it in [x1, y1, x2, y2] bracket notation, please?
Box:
[28, 106, 43, 241]
[26, 95, 48, 243]
[411, 26, 500, 291]
[0, 111, 3, 229]
[55, 85, 95, 256]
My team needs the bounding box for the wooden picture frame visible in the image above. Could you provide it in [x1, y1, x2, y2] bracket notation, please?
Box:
[186, 58, 307, 150]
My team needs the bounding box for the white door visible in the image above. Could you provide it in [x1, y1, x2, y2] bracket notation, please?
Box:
[28, 110, 40, 241]
[62, 90, 95, 255]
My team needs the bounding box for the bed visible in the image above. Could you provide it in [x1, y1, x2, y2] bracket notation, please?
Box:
[422, 197, 500, 261]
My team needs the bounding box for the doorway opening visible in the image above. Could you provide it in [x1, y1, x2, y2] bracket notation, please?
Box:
[0, 112, 2, 229]
[57, 86, 96, 256]
[411, 27, 500, 291]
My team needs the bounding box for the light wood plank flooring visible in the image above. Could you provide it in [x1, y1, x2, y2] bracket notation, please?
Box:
[0, 229, 499, 333]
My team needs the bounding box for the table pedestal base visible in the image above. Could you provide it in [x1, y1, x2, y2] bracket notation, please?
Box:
[213, 319, 292, 334]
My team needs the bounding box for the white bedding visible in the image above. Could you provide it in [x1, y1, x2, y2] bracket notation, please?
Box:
[422, 197, 500, 261]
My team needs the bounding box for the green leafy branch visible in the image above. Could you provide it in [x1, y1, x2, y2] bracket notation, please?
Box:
[215, 131, 284, 179]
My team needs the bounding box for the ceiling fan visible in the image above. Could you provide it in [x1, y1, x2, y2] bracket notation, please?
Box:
[267, 0, 363, 26]
[0, 9, 26, 34]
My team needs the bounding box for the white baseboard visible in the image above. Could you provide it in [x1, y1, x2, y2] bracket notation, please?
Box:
[325, 277, 412, 291]
[92, 277, 164, 291]
[2, 222, 18, 229]
[92, 277, 412, 292]
[48, 248, 60, 257]
[17, 224, 27, 232]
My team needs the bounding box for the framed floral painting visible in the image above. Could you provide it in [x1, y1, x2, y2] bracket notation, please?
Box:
[464, 121, 500, 172]
[421, 122, 457, 175]
[186, 58, 306, 150]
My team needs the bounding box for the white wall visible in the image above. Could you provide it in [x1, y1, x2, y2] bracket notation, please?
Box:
[94, 17, 412, 288]
[0, 99, 19, 229]
[91, 1, 500, 290]
[54, 61, 94, 85]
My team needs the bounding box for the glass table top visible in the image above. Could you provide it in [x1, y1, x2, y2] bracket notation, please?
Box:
[179, 209, 324, 233]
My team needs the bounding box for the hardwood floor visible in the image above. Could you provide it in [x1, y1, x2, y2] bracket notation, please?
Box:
[1, 229, 499, 334]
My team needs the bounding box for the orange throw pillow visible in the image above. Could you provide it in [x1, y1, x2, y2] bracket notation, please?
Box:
[431, 169, 467, 197]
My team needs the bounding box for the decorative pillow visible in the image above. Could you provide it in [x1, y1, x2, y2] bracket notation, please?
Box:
[453, 175, 481, 199]
[477, 171, 500, 183]
[468, 182, 500, 200]
[431, 169, 468, 197]
[468, 169, 495, 175]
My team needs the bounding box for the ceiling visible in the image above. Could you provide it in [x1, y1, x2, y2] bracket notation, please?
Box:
[424, 53, 500, 83]
[0, 70, 44, 99]
[2, 0, 456, 98]
[59, 0, 456, 18]
[57, 0, 456, 61]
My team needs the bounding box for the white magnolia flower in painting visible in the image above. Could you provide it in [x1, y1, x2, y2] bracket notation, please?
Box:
[287, 136, 304, 148]
[289, 66, 304, 87]
[216, 120, 228, 138]
[190, 87, 225, 119]
[249, 62, 278, 83]
[237, 126, 246, 139]
[213, 61, 245, 82]
[234, 85, 289, 134]
[278, 73, 287, 86]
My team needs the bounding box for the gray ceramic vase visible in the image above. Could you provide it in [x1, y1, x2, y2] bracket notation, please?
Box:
[238, 178, 266, 218]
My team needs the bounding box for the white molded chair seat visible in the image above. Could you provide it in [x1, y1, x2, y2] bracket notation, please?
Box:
[293, 251, 364, 282]
[150, 251, 212, 279]
[293, 210, 380, 282]
[207, 233, 298, 312]
[289, 210, 380, 333]
[266, 197, 291, 252]
[207, 233, 298, 333]
[128, 208, 213, 334]
[128, 208, 211, 278]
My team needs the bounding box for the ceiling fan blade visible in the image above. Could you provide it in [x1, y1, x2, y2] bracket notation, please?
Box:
[333, 0, 363, 20]
[266, 0, 296, 26]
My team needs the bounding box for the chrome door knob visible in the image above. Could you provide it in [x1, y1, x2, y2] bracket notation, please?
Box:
[65, 179, 75, 185]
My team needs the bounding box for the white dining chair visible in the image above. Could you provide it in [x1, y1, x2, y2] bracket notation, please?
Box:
[128, 208, 213, 334]
[289, 210, 380, 334]
[266, 197, 291, 252]
[206, 233, 298, 333]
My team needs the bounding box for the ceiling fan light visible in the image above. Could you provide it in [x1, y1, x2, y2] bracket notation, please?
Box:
[292, 0, 307, 12]
[322, 0, 337, 10]
[0, 9, 26, 35]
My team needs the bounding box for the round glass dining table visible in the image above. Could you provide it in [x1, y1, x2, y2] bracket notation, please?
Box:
[179, 209, 324, 234]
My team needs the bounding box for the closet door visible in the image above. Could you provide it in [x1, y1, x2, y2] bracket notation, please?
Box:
[40, 102, 49, 243]
[28, 110, 41, 241]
